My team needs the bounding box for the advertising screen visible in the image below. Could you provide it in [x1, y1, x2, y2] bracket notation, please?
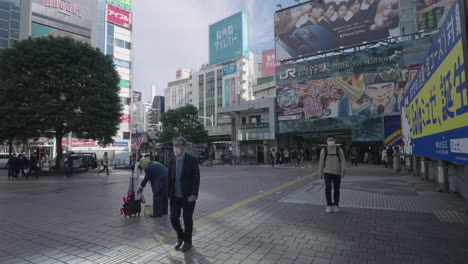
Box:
[32, 0, 94, 38]
[209, 12, 249, 65]
[276, 65, 419, 121]
[401, 0, 468, 164]
[383, 115, 402, 147]
[274, 0, 401, 61]
[132, 91, 141, 102]
[107, 4, 131, 29]
[416, 0, 455, 31]
[262, 49, 281, 77]
[222, 61, 238, 106]
[107, 0, 131, 12]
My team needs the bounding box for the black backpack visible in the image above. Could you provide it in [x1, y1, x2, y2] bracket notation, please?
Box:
[324, 146, 341, 166]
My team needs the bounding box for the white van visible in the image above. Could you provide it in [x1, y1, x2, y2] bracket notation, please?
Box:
[0, 153, 10, 168]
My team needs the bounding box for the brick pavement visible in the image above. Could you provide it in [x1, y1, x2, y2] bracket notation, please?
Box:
[0, 165, 467, 263]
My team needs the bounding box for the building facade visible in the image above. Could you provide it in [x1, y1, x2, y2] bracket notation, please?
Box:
[164, 69, 193, 111]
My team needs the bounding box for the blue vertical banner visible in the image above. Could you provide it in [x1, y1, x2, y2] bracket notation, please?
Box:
[401, 0, 468, 164]
[209, 11, 249, 64]
[383, 115, 402, 147]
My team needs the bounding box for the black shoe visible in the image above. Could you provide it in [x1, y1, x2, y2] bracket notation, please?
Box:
[174, 239, 184, 251]
[180, 243, 192, 252]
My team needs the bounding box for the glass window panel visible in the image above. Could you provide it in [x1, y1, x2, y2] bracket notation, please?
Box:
[0, 29, 7, 38]
[11, 0, 19, 11]
[125, 41, 131, 49]
[0, 38, 7, 48]
[106, 44, 113, 55]
[9, 29, 18, 39]
[115, 39, 124, 48]
[10, 11, 19, 20]
[0, 2, 9, 12]
[10, 20, 18, 29]
[0, 19, 8, 29]
[106, 35, 113, 44]
[107, 23, 114, 36]
[0, 10, 9, 20]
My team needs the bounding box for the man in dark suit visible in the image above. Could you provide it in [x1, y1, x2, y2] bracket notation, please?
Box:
[168, 137, 200, 252]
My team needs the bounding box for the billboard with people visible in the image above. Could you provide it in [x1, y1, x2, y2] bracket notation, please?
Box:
[401, 0, 468, 164]
[276, 65, 419, 121]
[274, 0, 401, 61]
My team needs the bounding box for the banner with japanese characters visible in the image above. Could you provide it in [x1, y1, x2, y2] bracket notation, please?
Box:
[222, 61, 237, 106]
[209, 12, 249, 65]
[276, 65, 419, 121]
[262, 49, 281, 77]
[107, 4, 131, 29]
[402, 0, 468, 164]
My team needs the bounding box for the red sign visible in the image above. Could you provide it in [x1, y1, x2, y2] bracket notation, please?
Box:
[107, 4, 131, 29]
[120, 114, 131, 123]
[230, 77, 236, 105]
[262, 49, 281, 77]
[43, 0, 83, 17]
[176, 70, 181, 78]
[61, 140, 97, 147]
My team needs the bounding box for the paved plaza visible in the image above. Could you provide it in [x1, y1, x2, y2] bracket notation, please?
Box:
[0, 164, 467, 264]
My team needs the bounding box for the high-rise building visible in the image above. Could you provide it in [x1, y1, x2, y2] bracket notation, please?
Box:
[0, 0, 22, 49]
[164, 69, 193, 111]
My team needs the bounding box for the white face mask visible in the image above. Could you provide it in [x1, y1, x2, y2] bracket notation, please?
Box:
[327, 141, 335, 146]
[173, 147, 183, 156]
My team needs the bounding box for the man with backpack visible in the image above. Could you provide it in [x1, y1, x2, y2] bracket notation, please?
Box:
[319, 135, 346, 214]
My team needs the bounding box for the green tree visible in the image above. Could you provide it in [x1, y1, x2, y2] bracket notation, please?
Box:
[0, 37, 121, 168]
[159, 105, 208, 144]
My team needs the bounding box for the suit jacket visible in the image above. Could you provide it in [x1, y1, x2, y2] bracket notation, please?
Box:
[168, 153, 200, 198]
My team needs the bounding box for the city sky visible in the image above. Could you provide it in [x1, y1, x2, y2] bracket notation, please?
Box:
[132, 0, 299, 101]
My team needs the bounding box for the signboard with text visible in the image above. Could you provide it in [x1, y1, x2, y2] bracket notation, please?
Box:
[61, 140, 97, 147]
[222, 61, 237, 106]
[401, 0, 468, 164]
[107, 4, 131, 29]
[209, 12, 249, 65]
[274, 0, 401, 61]
[120, 114, 131, 123]
[262, 49, 281, 77]
[113, 58, 131, 68]
[107, 0, 131, 12]
[383, 115, 402, 147]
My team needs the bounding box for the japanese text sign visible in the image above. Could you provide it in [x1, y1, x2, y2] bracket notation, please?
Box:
[107, 4, 131, 29]
[262, 49, 281, 77]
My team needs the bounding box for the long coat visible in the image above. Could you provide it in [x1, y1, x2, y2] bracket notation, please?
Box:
[141, 162, 168, 216]
[393, 150, 402, 171]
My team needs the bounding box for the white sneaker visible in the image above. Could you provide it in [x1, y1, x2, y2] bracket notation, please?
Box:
[333, 206, 340, 213]
[326, 206, 333, 213]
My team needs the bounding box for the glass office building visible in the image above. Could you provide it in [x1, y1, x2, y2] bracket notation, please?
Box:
[0, 0, 20, 48]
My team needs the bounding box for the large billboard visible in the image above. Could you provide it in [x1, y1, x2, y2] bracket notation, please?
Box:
[262, 49, 281, 77]
[107, 0, 131, 12]
[209, 12, 249, 65]
[416, 0, 455, 31]
[277, 65, 419, 121]
[402, 0, 468, 164]
[32, 0, 94, 38]
[274, 0, 401, 61]
[107, 4, 131, 29]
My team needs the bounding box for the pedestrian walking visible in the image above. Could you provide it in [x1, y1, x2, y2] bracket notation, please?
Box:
[220, 153, 225, 166]
[66, 153, 74, 176]
[277, 149, 283, 166]
[291, 148, 299, 168]
[138, 158, 168, 218]
[393, 146, 402, 173]
[27, 155, 38, 177]
[284, 149, 290, 165]
[386, 146, 394, 169]
[168, 137, 200, 252]
[319, 135, 346, 214]
[382, 147, 388, 168]
[299, 149, 305, 168]
[270, 148, 276, 167]
[6, 154, 17, 179]
[351, 147, 359, 166]
[98, 152, 110, 176]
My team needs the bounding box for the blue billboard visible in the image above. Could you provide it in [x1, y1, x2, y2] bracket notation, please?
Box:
[113, 58, 131, 69]
[401, 0, 468, 164]
[209, 11, 249, 65]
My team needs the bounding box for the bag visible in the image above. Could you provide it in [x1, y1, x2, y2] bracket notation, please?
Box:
[324, 146, 341, 166]
[122, 192, 141, 218]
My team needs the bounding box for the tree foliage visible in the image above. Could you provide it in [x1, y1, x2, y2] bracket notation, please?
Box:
[159, 105, 208, 144]
[0, 37, 121, 167]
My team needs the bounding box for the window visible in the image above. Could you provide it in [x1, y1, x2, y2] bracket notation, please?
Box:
[0, 20, 8, 30]
[10, 20, 18, 29]
[0, 29, 7, 38]
[123, 132, 130, 140]
[9, 29, 18, 39]
[107, 35, 113, 45]
[0, 10, 9, 20]
[10, 11, 18, 20]
[124, 42, 131, 49]
[242, 117, 246, 125]
[107, 23, 114, 36]
[106, 44, 113, 55]
[0, 2, 9, 12]
[0, 38, 7, 48]
[250, 115, 261, 124]
[115, 38, 125, 48]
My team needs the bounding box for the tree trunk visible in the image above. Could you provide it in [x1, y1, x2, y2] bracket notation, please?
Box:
[8, 139, 12, 157]
[55, 132, 63, 169]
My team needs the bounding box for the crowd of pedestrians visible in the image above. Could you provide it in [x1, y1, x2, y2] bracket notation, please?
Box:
[6, 153, 40, 179]
[269, 147, 306, 168]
